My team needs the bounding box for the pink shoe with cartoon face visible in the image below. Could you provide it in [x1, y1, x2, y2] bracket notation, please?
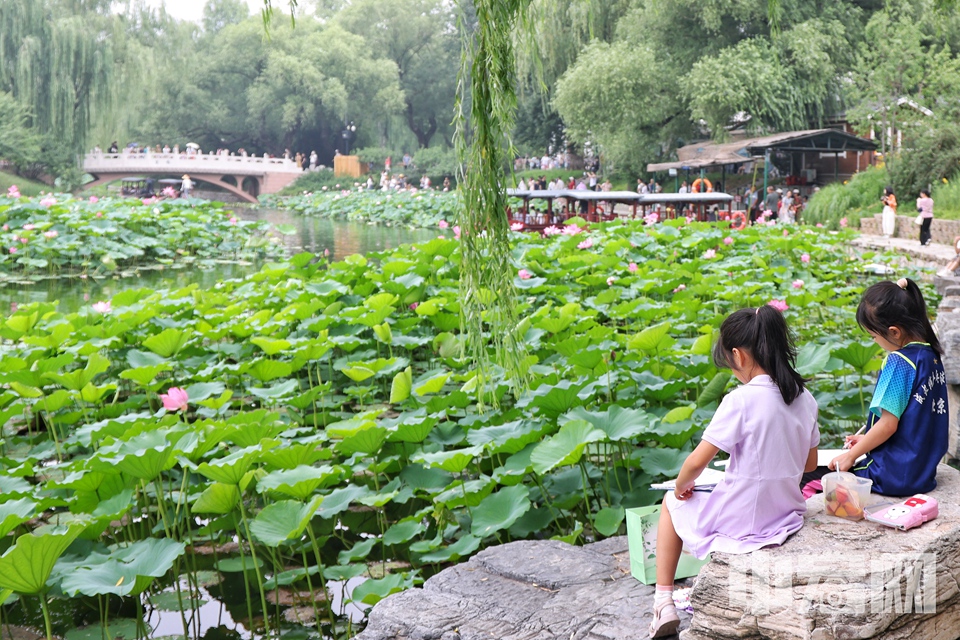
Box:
[866, 495, 939, 530]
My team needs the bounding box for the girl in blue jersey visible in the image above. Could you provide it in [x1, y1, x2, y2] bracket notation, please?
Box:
[830, 278, 948, 496]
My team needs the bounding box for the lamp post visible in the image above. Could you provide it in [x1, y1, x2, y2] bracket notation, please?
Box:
[341, 121, 357, 155]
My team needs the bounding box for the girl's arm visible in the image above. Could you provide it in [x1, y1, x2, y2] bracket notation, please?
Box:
[805, 447, 818, 473]
[674, 440, 721, 500]
[829, 409, 898, 472]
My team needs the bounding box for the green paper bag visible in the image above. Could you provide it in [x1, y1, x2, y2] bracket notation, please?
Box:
[626, 505, 710, 584]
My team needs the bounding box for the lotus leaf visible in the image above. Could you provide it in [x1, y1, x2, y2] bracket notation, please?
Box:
[249, 496, 323, 547]
[413, 446, 482, 473]
[530, 420, 605, 474]
[0, 523, 86, 594]
[258, 465, 342, 500]
[470, 485, 531, 538]
[349, 573, 409, 606]
[417, 534, 481, 564]
[0, 498, 35, 537]
[193, 483, 240, 514]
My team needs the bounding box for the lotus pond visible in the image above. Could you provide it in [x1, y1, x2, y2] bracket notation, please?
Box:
[265, 191, 457, 229]
[0, 195, 283, 279]
[0, 216, 929, 640]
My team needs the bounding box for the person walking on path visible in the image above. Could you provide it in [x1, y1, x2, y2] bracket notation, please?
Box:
[881, 186, 898, 237]
[917, 189, 934, 246]
[180, 174, 194, 198]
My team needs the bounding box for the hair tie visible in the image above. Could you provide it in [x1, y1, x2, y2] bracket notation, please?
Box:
[897, 278, 908, 290]
[756, 307, 760, 315]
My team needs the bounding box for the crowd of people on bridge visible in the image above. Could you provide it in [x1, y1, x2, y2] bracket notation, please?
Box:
[91, 142, 304, 163]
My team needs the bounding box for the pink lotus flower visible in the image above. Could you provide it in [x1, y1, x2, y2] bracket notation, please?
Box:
[510, 222, 524, 231]
[703, 249, 716, 259]
[8, 247, 15, 254]
[43, 230, 57, 239]
[162, 186, 177, 197]
[801, 253, 810, 263]
[840, 217, 848, 228]
[19, 237, 27, 244]
[562, 224, 583, 236]
[783, 229, 789, 237]
[95, 212, 103, 218]
[816, 223, 823, 228]
[39, 197, 56, 207]
[766, 220, 777, 227]
[762, 210, 773, 218]
[409, 302, 419, 310]
[89, 196, 99, 203]
[673, 284, 686, 293]
[438, 220, 449, 229]
[92, 300, 111, 314]
[22, 224, 35, 231]
[518, 269, 532, 279]
[453, 225, 461, 239]
[324, 248, 330, 256]
[792, 279, 804, 289]
[7, 185, 20, 198]
[607, 276, 616, 286]
[628, 262, 638, 273]
[643, 213, 659, 226]
[768, 299, 789, 312]
[160, 387, 189, 412]
[577, 238, 594, 250]
[723, 237, 733, 245]
[437, 235, 445, 239]
[2, 225, 8, 231]
[141, 197, 158, 205]
[543, 226, 562, 236]
[229, 217, 238, 225]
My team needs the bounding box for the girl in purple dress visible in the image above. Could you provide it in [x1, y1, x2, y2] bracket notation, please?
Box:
[649, 305, 820, 638]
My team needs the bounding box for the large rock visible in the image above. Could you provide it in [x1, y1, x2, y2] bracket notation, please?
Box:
[354, 536, 693, 640]
[681, 465, 960, 640]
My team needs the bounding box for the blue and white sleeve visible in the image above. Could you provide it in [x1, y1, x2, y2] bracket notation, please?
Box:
[868, 352, 916, 419]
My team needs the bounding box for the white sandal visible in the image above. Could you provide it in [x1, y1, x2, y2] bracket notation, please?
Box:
[648, 599, 680, 638]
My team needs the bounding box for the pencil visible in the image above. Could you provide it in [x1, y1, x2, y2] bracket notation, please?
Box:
[843, 424, 867, 449]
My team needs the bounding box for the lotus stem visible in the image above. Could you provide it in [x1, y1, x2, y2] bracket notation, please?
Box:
[305, 527, 338, 637]
[238, 499, 271, 636]
[39, 595, 53, 640]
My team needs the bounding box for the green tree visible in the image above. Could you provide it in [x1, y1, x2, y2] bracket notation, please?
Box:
[0, 92, 41, 170]
[203, 0, 250, 34]
[553, 41, 682, 175]
[336, 0, 458, 149]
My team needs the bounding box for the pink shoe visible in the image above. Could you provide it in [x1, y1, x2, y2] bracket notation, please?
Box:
[649, 600, 680, 638]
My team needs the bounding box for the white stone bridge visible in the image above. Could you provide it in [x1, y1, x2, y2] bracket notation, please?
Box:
[82, 152, 305, 203]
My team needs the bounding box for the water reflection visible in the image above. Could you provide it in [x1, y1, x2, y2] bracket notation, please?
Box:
[0, 209, 439, 313]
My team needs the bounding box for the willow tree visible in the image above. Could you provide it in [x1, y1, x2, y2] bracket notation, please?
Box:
[0, 0, 115, 153]
[455, 0, 533, 403]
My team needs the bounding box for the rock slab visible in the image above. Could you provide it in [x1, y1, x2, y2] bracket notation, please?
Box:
[681, 465, 960, 640]
[354, 536, 693, 640]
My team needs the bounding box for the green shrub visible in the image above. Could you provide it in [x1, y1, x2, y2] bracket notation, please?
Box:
[0, 170, 47, 197]
[804, 166, 888, 229]
[277, 169, 356, 196]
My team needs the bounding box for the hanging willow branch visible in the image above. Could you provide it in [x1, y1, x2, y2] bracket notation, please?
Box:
[454, 0, 532, 407]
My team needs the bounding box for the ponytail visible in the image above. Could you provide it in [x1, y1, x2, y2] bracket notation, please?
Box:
[856, 278, 942, 354]
[712, 305, 807, 404]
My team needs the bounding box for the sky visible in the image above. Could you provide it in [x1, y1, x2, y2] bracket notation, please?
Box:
[139, 0, 269, 24]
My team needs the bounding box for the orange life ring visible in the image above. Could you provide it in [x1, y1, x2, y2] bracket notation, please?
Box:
[691, 178, 713, 193]
[730, 211, 748, 231]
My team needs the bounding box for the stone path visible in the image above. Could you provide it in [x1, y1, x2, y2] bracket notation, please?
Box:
[852, 233, 954, 267]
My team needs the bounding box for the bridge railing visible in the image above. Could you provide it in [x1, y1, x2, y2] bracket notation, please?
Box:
[82, 152, 304, 175]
